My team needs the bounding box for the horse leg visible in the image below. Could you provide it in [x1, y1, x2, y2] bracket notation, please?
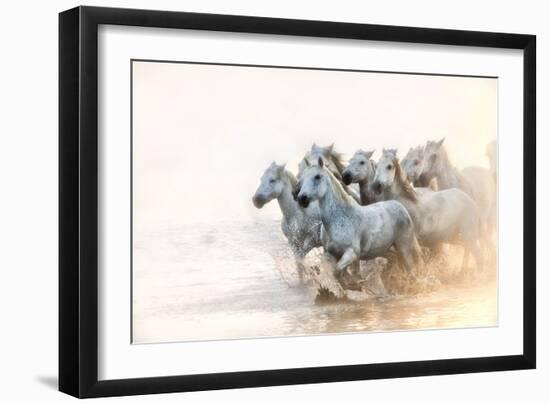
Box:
[400, 248, 419, 274]
[395, 229, 422, 274]
[413, 239, 425, 272]
[292, 247, 307, 285]
[336, 247, 358, 271]
[349, 259, 361, 277]
[469, 240, 484, 272]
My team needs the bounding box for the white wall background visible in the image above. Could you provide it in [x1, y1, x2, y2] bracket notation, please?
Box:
[0, 0, 545, 402]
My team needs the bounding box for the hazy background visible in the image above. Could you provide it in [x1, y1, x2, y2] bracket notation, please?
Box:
[132, 61, 497, 229]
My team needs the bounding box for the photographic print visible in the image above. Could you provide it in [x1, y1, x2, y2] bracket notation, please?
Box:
[131, 60, 497, 344]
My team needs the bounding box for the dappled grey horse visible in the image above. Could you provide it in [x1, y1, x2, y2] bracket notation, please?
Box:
[296, 143, 361, 203]
[420, 138, 496, 245]
[372, 150, 484, 271]
[296, 157, 423, 274]
[341, 149, 378, 205]
[252, 162, 323, 281]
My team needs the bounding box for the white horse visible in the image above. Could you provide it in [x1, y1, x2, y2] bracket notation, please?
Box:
[296, 157, 423, 273]
[401, 145, 425, 186]
[296, 143, 361, 203]
[420, 138, 496, 239]
[252, 162, 323, 280]
[371, 150, 484, 271]
[341, 149, 378, 205]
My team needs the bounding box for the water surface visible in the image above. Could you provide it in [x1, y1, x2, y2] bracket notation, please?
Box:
[132, 220, 497, 344]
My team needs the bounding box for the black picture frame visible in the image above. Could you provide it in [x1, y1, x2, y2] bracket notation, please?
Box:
[59, 5, 536, 398]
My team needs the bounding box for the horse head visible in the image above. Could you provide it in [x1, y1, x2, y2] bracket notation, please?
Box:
[296, 157, 330, 208]
[371, 149, 417, 202]
[298, 143, 345, 180]
[252, 161, 287, 208]
[401, 145, 425, 184]
[342, 149, 375, 185]
[419, 138, 445, 184]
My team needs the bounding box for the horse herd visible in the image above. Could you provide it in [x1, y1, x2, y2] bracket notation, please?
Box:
[252, 140, 497, 288]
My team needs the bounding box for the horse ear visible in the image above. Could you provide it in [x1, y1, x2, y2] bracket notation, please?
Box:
[277, 163, 286, 173]
[318, 156, 324, 168]
[437, 138, 445, 147]
[327, 143, 334, 152]
[365, 150, 374, 159]
[304, 158, 311, 167]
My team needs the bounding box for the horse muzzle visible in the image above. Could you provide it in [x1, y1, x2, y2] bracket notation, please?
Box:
[297, 194, 310, 208]
[342, 171, 352, 185]
[371, 181, 383, 195]
[252, 195, 266, 209]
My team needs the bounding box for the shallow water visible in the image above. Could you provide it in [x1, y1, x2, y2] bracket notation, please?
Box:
[132, 220, 497, 344]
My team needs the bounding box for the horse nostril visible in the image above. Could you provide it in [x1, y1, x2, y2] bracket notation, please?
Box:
[372, 182, 382, 194]
[342, 172, 352, 185]
[252, 195, 264, 208]
[298, 195, 309, 208]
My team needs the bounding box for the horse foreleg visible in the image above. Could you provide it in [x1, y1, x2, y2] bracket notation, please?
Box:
[294, 256, 306, 284]
[469, 241, 484, 272]
[336, 248, 358, 272]
[290, 245, 307, 285]
[349, 260, 361, 277]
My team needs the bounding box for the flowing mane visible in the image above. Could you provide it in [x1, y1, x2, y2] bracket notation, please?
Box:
[324, 166, 356, 206]
[301, 148, 346, 179]
[437, 144, 452, 168]
[327, 150, 347, 178]
[283, 169, 298, 189]
[394, 157, 418, 202]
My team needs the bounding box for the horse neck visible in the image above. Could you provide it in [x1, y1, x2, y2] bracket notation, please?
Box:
[318, 174, 356, 232]
[436, 149, 461, 189]
[381, 175, 419, 224]
[358, 161, 376, 204]
[384, 175, 406, 203]
[359, 182, 370, 204]
[277, 172, 300, 220]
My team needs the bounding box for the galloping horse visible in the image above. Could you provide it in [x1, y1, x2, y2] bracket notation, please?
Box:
[419, 138, 496, 244]
[252, 162, 323, 280]
[296, 144, 361, 203]
[296, 157, 423, 273]
[401, 145, 425, 186]
[341, 149, 377, 205]
[371, 150, 484, 271]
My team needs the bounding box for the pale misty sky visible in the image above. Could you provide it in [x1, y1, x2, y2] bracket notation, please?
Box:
[132, 61, 497, 228]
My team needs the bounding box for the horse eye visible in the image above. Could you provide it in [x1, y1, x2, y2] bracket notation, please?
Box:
[314, 174, 321, 180]
[386, 164, 393, 170]
[359, 161, 365, 165]
[269, 179, 276, 183]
